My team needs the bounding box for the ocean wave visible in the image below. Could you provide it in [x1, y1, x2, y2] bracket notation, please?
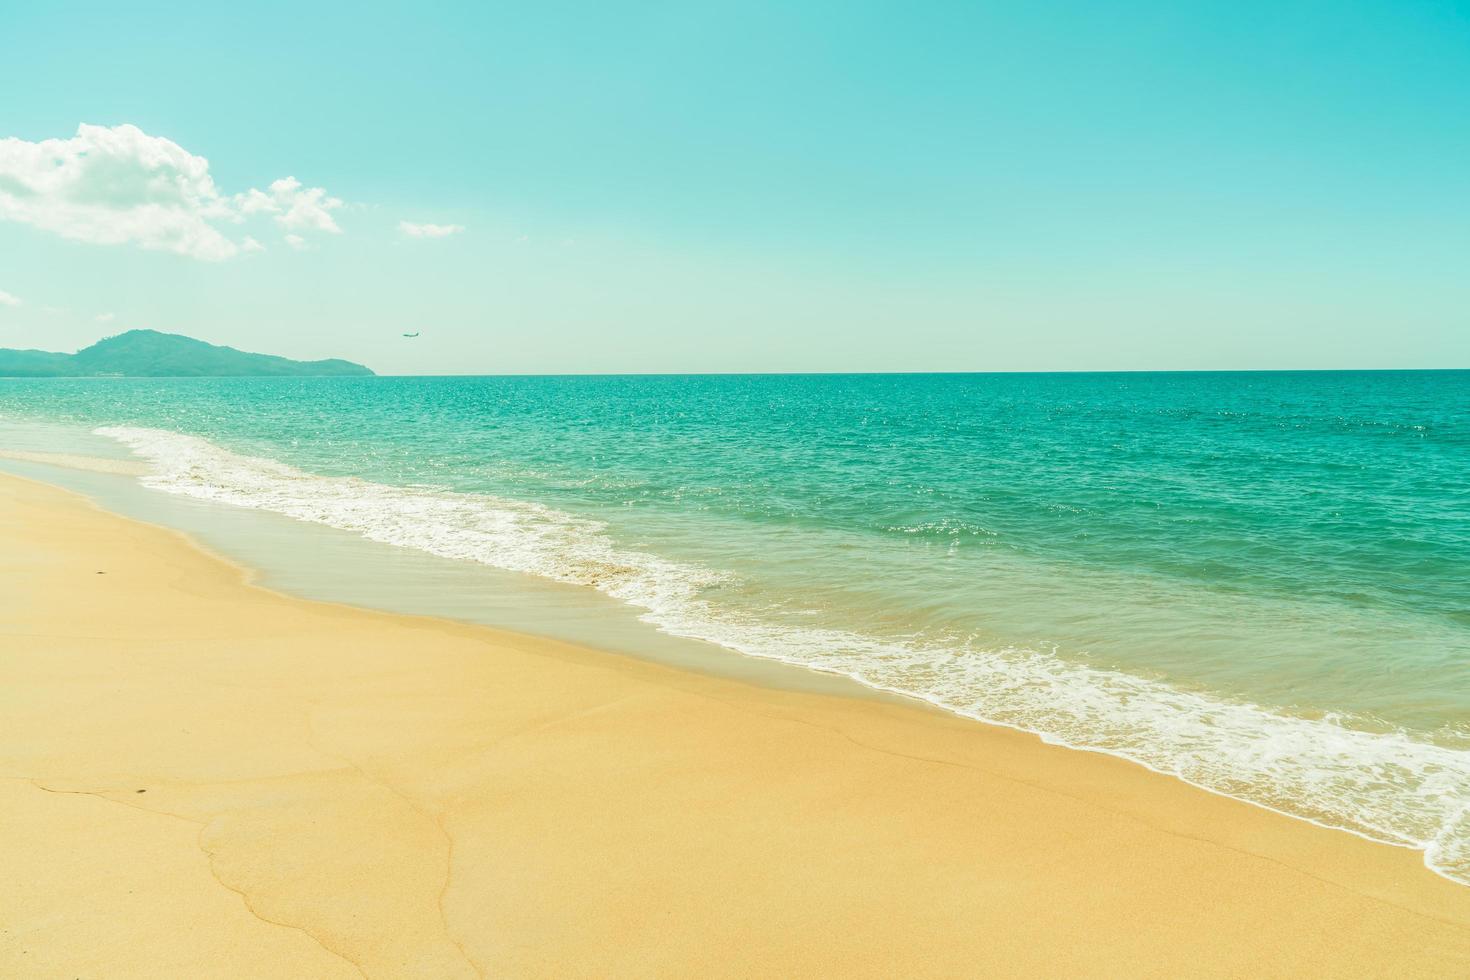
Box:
[97, 424, 1470, 885]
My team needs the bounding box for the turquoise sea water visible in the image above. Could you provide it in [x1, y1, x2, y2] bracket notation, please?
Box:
[1, 372, 1467, 881]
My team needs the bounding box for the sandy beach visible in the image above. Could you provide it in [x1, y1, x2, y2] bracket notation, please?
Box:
[3, 470, 1469, 978]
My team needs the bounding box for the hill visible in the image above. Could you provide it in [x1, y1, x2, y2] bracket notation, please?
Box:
[0, 330, 374, 378]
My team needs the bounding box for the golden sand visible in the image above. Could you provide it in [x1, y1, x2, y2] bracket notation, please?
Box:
[2, 472, 1468, 977]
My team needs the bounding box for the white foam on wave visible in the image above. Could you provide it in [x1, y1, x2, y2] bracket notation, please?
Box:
[97, 425, 1470, 885]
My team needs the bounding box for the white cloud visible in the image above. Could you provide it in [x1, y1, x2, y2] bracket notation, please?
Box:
[0, 289, 20, 307]
[284, 233, 307, 250]
[235, 188, 276, 215]
[95, 311, 115, 322]
[238, 176, 342, 234]
[399, 220, 464, 239]
[0, 123, 345, 260]
[242, 236, 265, 252]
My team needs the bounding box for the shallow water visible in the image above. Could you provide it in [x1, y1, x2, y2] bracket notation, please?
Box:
[2, 372, 1467, 881]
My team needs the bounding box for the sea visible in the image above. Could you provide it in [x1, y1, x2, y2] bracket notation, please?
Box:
[1, 371, 1467, 883]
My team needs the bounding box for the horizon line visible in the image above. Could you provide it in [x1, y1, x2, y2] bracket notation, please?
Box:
[7, 366, 1468, 379]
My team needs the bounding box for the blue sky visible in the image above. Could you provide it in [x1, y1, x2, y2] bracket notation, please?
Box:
[1, 0, 1467, 373]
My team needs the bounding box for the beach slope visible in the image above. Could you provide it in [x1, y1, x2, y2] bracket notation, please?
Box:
[2, 473, 1468, 977]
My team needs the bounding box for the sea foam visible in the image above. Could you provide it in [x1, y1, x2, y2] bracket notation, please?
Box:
[97, 425, 1470, 885]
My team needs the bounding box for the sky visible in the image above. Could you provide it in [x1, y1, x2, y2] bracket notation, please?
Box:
[1, 1, 1468, 374]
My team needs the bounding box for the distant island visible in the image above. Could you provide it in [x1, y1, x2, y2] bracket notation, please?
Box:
[0, 330, 374, 378]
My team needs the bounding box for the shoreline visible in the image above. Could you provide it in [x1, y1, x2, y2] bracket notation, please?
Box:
[0, 437, 892, 704]
[8, 436, 1466, 886]
[4, 470, 1470, 976]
